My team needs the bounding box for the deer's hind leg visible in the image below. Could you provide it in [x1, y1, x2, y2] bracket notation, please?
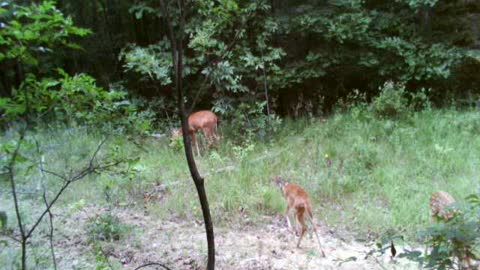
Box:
[202, 128, 214, 149]
[191, 132, 201, 156]
[296, 212, 308, 248]
[284, 205, 295, 233]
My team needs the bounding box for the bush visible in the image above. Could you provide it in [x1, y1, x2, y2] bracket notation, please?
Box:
[371, 81, 409, 118]
[0, 70, 154, 133]
[397, 193, 480, 269]
[418, 194, 480, 269]
[86, 214, 130, 242]
[214, 100, 282, 143]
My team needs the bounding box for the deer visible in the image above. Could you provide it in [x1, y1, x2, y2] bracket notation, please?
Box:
[429, 191, 476, 269]
[171, 110, 220, 156]
[430, 191, 456, 221]
[273, 176, 326, 257]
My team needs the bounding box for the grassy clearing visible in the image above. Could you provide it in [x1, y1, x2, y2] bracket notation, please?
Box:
[1, 108, 480, 256]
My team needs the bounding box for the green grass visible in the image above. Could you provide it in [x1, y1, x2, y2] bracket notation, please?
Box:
[1, 108, 480, 246]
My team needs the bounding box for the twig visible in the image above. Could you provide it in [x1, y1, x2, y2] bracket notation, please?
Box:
[89, 137, 109, 168]
[26, 139, 117, 239]
[7, 129, 27, 269]
[43, 192, 57, 270]
[36, 139, 57, 270]
[134, 262, 173, 270]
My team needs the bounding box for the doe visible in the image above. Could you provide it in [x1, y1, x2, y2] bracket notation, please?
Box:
[171, 110, 220, 156]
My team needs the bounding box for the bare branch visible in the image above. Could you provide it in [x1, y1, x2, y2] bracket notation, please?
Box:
[89, 136, 109, 168]
[41, 169, 68, 182]
[6, 129, 27, 243]
[134, 262, 172, 270]
[26, 138, 116, 239]
[42, 192, 57, 270]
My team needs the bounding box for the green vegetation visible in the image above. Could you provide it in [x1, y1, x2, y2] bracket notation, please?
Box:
[3, 106, 479, 238]
[86, 214, 131, 242]
[418, 194, 480, 269]
[2, 0, 480, 268]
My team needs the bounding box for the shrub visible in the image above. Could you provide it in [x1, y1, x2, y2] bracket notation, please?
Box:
[214, 100, 282, 143]
[0, 70, 154, 133]
[418, 194, 480, 269]
[86, 214, 129, 242]
[397, 193, 480, 269]
[370, 81, 409, 118]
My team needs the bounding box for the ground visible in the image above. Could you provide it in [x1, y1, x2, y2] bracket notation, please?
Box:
[51, 205, 419, 270]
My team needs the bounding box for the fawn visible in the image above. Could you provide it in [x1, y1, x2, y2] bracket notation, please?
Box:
[171, 110, 220, 156]
[273, 176, 326, 257]
[429, 191, 476, 269]
[430, 191, 456, 221]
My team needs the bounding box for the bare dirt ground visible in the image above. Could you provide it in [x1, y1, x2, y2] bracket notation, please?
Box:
[51, 206, 420, 270]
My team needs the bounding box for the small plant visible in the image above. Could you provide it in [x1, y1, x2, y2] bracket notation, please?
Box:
[86, 214, 129, 242]
[0, 211, 6, 230]
[419, 194, 480, 269]
[399, 194, 480, 269]
[169, 132, 184, 151]
[371, 81, 408, 118]
[214, 100, 282, 143]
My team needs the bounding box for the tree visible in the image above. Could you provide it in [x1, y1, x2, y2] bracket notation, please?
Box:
[158, 0, 215, 269]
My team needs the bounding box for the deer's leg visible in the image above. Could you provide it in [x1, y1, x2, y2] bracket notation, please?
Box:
[296, 213, 307, 248]
[307, 207, 313, 239]
[285, 205, 293, 231]
[191, 132, 200, 156]
[202, 128, 213, 148]
[213, 125, 220, 146]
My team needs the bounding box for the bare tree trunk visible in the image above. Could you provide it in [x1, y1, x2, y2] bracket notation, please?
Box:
[158, 1, 215, 269]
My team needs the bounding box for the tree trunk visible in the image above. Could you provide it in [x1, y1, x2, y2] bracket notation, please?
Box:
[158, 1, 215, 269]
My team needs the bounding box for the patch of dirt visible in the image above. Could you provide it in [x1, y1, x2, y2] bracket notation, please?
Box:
[52, 206, 420, 269]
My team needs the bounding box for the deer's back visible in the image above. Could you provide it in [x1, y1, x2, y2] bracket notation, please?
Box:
[430, 191, 455, 220]
[188, 110, 218, 130]
[284, 183, 311, 208]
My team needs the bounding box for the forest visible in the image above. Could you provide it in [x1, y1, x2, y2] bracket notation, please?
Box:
[1, 0, 480, 269]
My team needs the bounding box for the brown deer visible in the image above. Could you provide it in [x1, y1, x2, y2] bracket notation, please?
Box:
[429, 191, 476, 269]
[430, 191, 456, 221]
[171, 110, 220, 156]
[273, 176, 326, 257]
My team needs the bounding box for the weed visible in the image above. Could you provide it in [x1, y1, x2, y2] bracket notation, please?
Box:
[86, 214, 130, 242]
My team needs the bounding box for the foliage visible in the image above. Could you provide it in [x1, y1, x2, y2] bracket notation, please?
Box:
[414, 194, 480, 269]
[371, 81, 409, 118]
[86, 214, 130, 242]
[0, 70, 154, 133]
[119, 40, 173, 84]
[215, 100, 282, 142]
[0, 211, 6, 230]
[2, 0, 479, 115]
[0, 0, 90, 66]
[169, 132, 183, 151]
[121, 0, 284, 115]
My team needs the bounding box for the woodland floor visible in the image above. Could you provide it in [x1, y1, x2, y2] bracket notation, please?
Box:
[47, 205, 420, 270]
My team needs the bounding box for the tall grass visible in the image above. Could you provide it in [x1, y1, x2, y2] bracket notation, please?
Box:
[1, 108, 479, 243]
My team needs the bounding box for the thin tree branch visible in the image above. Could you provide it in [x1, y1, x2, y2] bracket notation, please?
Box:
[26, 138, 114, 239]
[42, 192, 57, 270]
[7, 132, 26, 239]
[134, 262, 173, 270]
[36, 139, 57, 270]
[25, 181, 71, 239]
